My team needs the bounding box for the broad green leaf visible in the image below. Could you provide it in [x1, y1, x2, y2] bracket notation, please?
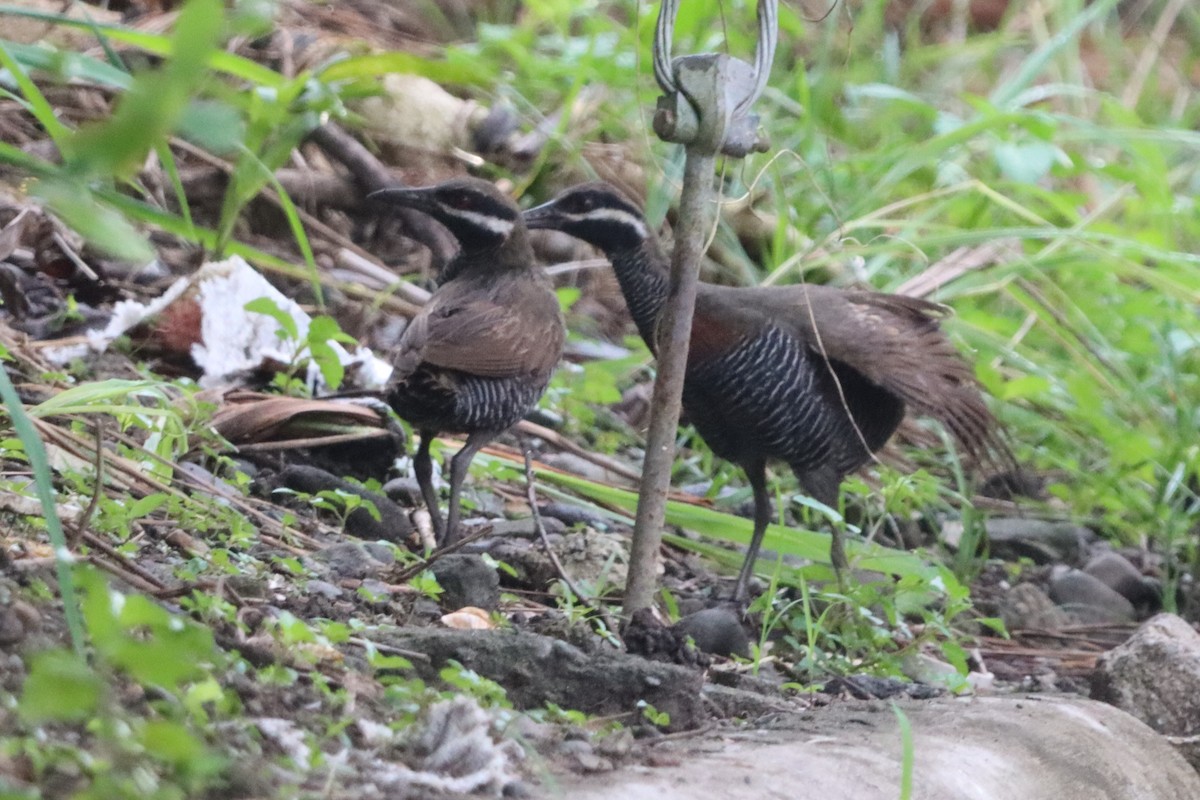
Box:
[19, 649, 103, 722]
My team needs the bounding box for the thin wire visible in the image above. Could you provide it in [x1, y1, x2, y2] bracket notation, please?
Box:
[653, 0, 679, 93]
[655, 0, 779, 114]
[736, 0, 779, 115]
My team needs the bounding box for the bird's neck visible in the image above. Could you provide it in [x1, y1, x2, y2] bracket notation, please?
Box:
[438, 228, 532, 284]
[608, 240, 670, 352]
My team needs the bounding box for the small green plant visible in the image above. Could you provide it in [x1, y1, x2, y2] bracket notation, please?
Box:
[636, 700, 670, 728]
[13, 567, 233, 795]
[244, 297, 359, 391]
[439, 662, 512, 711]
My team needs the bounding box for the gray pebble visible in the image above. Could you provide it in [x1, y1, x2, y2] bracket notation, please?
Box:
[304, 580, 344, 600]
[430, 554, 500, 611]
[310, 542, 391, 581]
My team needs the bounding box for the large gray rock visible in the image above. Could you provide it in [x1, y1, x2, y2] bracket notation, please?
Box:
[372, 626, 706, 731]
[1084, 551, 1162, 613]
[984, 518, 1090, 564]
[1092, 613, 1200, 769]
[1049, 568, 1136, 623]
[545, 695, 1200, 799]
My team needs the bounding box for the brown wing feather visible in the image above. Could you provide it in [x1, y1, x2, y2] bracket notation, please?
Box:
[736, 283, 1014, 472]
[392, 275, 564, 382]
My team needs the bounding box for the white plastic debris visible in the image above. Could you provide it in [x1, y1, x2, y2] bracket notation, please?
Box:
[50, 256, 393, 392]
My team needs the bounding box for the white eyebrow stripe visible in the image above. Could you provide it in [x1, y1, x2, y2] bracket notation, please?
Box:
[448, 207, 515, 236]
[579, 207, 648, 237]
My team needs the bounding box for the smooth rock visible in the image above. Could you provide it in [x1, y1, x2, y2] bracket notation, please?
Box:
[464, 517, 567, 539]
[303, 580, 344, 600]
[544, 695, 1200, 799]
[538, 503, 609, 530]
[381, 476, 422, 506]
[1092, 613, 1200, 769]
[373, 627, 705, 731]
[483, 538, 558, 590]
[984, 518, 1090, 564]
[309, 541, 392, 581]
[0, 599, 39, 647]
[1049, 568, 1136, 623]
[275, 465, 413, 543]
[430, 554, 500, 611]
[673, 608, 751, 659]
[999, 582, 1072, 631]
[1084, 551, 1161, 613]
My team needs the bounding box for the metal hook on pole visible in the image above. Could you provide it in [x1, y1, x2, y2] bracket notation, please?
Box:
[651, 0, 777, 155]
[623, 0, 779, 616]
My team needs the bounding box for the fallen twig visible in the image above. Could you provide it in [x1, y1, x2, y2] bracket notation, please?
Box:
[523, 449, 621, 639]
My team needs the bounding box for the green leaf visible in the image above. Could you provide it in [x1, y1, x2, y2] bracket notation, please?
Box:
[80, 569, 218, 688]
[177, 100, 244, 155]
[65, 0, 224, 178]
[244, 297, 299, 340]
[532, 465, 945, 582]
[31, 176, 154, 261]
[128, 492, 169, 519]
[0, 4, 283, 86]
[0, 39, 133, 90]
[141, 719, 206, 764]
[0, 39, 71, 147]
[993, 141, 1063, 184]
[19, 648, 103, 722]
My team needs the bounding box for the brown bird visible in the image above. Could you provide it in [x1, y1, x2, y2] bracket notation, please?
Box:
[526, 182, 1009, 600]
[372, 177, 565, 546]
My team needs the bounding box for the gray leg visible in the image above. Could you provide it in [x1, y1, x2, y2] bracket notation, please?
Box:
[732, 460, 770, 603]
[414, 431, 443, 539]
[798, 467, 848, 582]
[443, 430, 494, 547]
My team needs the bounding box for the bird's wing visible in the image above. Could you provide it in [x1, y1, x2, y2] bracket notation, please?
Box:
[392, 280, 563, 381]
[740, 284, 1013, 470]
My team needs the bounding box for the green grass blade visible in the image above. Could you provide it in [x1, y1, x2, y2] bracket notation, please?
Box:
[0, 364, 85, 654]
[989, 0, 1121, 108]
[0, 4, 283, 87]
[0, 39, 72, 147]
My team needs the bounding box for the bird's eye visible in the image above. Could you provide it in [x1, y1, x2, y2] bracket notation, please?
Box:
[563, 194, 593, 214]
[444, 191, 474, 210]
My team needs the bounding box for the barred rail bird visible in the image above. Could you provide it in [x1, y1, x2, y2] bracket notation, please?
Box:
[526, 182, 1008, 600]
[372, 178, 565, 546]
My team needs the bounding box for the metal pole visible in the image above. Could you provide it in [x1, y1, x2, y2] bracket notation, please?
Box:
[622, 1, 776, 618]
[622, 149, 715, 615]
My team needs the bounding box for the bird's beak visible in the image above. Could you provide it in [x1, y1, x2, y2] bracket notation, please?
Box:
[522, 199, 563, 230]
[368, 186, 435, 214]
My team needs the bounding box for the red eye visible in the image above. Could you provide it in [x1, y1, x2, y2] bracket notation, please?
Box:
[448, 192, 473, 209]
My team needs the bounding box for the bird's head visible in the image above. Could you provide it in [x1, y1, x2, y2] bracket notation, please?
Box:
[370, 177, 522, 253]
[524, 182, 650, 254]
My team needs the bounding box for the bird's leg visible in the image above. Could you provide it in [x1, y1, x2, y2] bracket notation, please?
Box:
[828, 524, 848, 589]
[414, 430, 444, 541]
[443, 430, 493, 547]
[732, 460, 770, 603]
[810, 471, 849, 589]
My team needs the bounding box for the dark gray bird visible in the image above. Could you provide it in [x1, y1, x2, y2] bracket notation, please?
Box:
[372, 177, 564, 546]
[526, 182, 1009, 599]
